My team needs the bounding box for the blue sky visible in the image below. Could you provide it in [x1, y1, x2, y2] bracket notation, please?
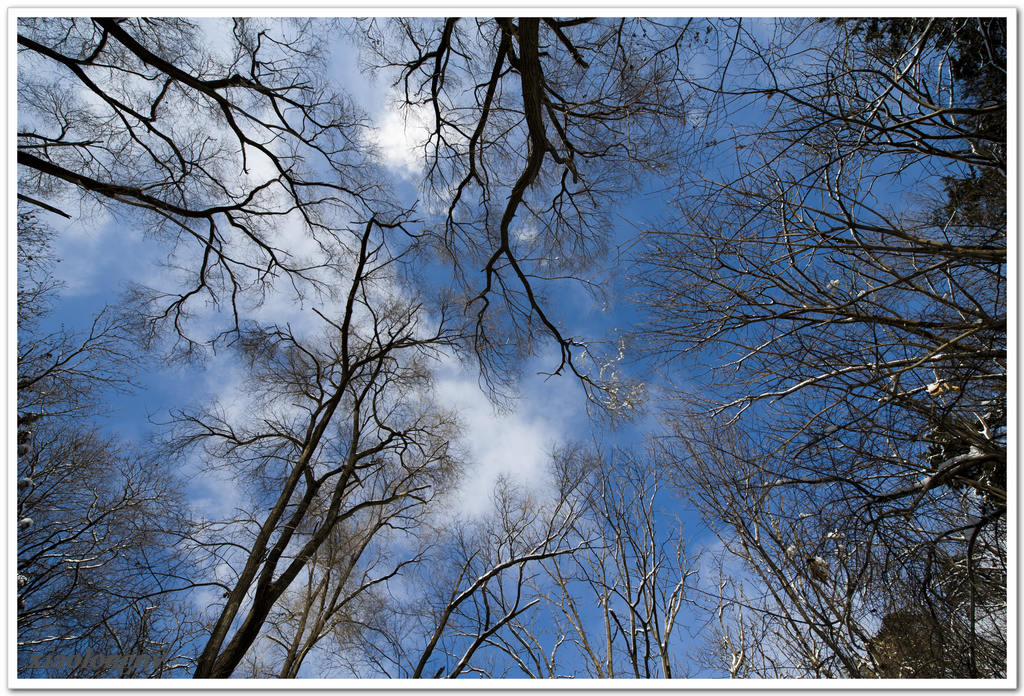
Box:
[17, 17, 725, 677]
[25, 14, 1003, 679]
[28, 16, 692, 516]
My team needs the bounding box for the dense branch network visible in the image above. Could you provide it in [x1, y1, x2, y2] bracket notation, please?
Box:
[18, 17, 385, 345]
[363, 17, 694, 400]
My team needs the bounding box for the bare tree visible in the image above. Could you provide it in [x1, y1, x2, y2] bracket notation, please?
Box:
[17, 432, 201, 678]
[242, 507, 424, 678]
[637, 17, 1006, 678]
[670, 421, 884, 678]
[669, 417, 1005, 678]
[361, 18, 699, 399]
[18, 17, 389, 347]
[172, 213, 461, 678]
[17, 18, 699, 678]
[511, 446, 697, 679]
[401, 474, 588, 679]
[20, 14, 1007, 682]
[389, 445, 699, 680]
[16, 211, 200, 677]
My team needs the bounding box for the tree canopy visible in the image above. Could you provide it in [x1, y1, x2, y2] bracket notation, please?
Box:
[15, 15, 1007, 681]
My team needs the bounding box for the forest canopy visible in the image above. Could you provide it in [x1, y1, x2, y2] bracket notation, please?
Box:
[15, 15, 1007, 680]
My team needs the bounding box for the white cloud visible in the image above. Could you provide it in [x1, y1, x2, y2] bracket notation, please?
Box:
[188, 463, 244, 523]
[34, 196, 121, 296]
[367, 96, 432, 180]
[512, 220, 539, 244]
[433, 353, 586, 517]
